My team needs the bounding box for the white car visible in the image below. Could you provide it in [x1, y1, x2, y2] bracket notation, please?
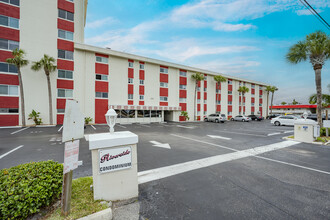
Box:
[271, 115, 298, 126]
[231, 115, 251, 122]
[204, 113, 226, 123]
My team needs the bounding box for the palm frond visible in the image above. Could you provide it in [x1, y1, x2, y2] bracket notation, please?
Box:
[286, 41, 307, 64]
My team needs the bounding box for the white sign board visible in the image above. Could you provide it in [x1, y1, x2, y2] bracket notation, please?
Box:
[324, 120, 330, 128]
[63, 140, 79, 174]
[99, 146, 132, 174]
[62, 99, 84, 143]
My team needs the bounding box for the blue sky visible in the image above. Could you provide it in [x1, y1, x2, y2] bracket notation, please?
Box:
[85, 0, 330, 104]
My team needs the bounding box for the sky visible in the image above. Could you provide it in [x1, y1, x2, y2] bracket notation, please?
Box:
[84, 0, 330, 105]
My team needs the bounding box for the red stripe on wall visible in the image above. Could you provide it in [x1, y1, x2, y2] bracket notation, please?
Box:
[57, 79, 73, 89]
[139, 85, 144, 95]
[179, 116, 186, 121]
[197, 92, 201, 100]
[160, 65, 168, 69]
[128, 68, 134, 78]
[216, 94, 221, 100]
[128, 100, 133, 105]
[57, 114, 64, 124]
[228, 85, 232, 91]
[95, 53, 109, 58]
[57, 18, 74, 32]
[0, 74, 18, 85]
[0, 115, 18, 126]
[179, 90, 186, 98]
[179, 77, 187, 85]
[259, 99, 263, 104]
[95, 81, 108, 92]
[58, 0, 75, 13]
[197, 81, 201, 87]
[179, 103, 186, 111]
[128, 59, 134, 63]
[228, 106, 232, 111]
[251, 107, 255, 112]
[139, 61, 145, 64]
[0, 50, 13, 62]
[228, 95, 232, 102]
[128, 84, 134, 94]
[0, 96, 18, 108]
[259, 107, 263, 116]
[217, 105, 221, 112]
[251, 97, 255, 103]
[57, 99, 66, 109]
[204, 104, 207, 111]
[139, 70, 145, 80]
[95, 63, 108, 74]
[160, 88, 168, 96]
[160, 73, 168, 83]
[197, 104, 200, 111]
[139, 101, 144, 105]
[204, 81, 207, 88]
[204, 92, 207, 100]
[57, 59, 74, 71]
[160, 102, 168, 106]
[57, 39, 74, 51]
[95, 99, 108, 124]
[251, 89, 255, 94]
[259, 90, 263, 95]
[0, 3, 19, 18]
[0, 27, 19, 43]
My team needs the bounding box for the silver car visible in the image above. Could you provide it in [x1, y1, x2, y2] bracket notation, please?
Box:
[231, 115, 251, 122]
[204, 113, 226, 123]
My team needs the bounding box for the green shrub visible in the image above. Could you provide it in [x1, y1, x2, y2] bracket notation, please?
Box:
[0, 161, 63, 219]
[320, 127, 330, 136]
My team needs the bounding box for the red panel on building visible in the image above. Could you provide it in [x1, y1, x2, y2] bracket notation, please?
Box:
[197, 92, 201, 99]
[128, 68, 134, 78]
[0, 3, 19, 18]
[0, 50, 13, 62]
[197, 81, 201, 87]
[228, 95, 232, 102]
[197, 104, 201, 111]
[128, 84, 134, 94]
[204, 104, 207, 111]
[139, 101, 144, 105]
[57, 18, 74, 32]
[57, 98, 66, 109]
[160, 102, 168, 106]
[204, 92, 207, 100]
[128, 100, 133, 105]
[179, 116, 186, 121]
[239, 96, 241, 102]
[57, 59, 74, 71]
[259, 99, 263, 104]
[160, 73, 168, 83]
[58, 0, 74, 13]
[239, 106, 242, 112]
[0, 115, 18, 126]
[216, 83, 221, 90]
[139, 85, 144, 95]
[160, 65, 168, 69]
[216, 105, 221, 112]
[95, 63, 108, 74]
[251, 107, 255, 112]
[0, 74, 18, 85]
[179, 90, 186, 98]
[251, 88, 255, 94]
[179, 103, 186, 111]
[216, 94, 221, 100]
[95, 99, 108, 124]
[243, 97, 246, 102]
[0, 26, 19, 41]
[139, 70, 145, 80]
[204, 81, 207, 88]
[228, 85, 232, 91]
[57, 79, 73, 89]
[179, 77, 187, 85]
[251, 97, 255, 103]
[95, 81, 108, 92]
[57, 114, 64, 125]
[228, 106, 232, 111]
[259, 107, 263, 115]
[0, 96, 18, 108]
[160, 88, 168, 96]
[259, 90, 263, 95]
[128, 59, 134, 63]
[95, 53, 109, 58]
[57, 39, 74, 51]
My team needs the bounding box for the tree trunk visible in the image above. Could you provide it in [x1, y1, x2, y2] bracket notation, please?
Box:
[270, 92, 274, 115]
[314, 65, 323, 127]
[194, 82, 197, 121]
[266, 92, 269, 118]
[215, 82, 218, 113]
[46, 74, 53, 125]
[17, 68, 26, 126]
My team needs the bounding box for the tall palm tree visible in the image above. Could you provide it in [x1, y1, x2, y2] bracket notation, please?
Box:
[265, 86, 272, 118]
[191, 72, 204, 121]
[237, 86, 249, 115]
[213, 75, 226, 113]
[286, 31, 330, 127]
[309, 94, 330, 107]
[31, 55, 57, 125]
[6, 49, 29, 126]
[269, 86, 278, 114]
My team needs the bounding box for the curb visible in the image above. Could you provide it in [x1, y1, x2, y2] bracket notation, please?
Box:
[282, 136, 326, 145]
[77, 208, 112, 220]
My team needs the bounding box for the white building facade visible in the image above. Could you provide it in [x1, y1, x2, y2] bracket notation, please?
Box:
[0, 0, 270, 126]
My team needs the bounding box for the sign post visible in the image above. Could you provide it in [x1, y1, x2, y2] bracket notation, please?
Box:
[61, 100, 84, 216]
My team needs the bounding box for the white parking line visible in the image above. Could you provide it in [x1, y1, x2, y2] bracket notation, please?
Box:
[284, 131, 294, 133]
[217, 130, 266, 137]
[267, 132, 281, 136]
[0, 145, 23, 159]
[11, 127, 29, 135]
[140, 124, 151, 128]
[117, 125, 127, 128]
[176, 125, 195, 129]
[138, 140, 299, 184]
[58, 126, 63, 132]
[91, 125, 96, 130]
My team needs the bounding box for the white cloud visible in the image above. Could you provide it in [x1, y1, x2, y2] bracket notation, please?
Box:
[295, 9, 323, 16]
[86, 17, 118, 29]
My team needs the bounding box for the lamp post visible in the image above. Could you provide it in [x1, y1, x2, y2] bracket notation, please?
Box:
[105, 109, 117, 133]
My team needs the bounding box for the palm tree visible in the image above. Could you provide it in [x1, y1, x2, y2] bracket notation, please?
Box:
[286, 31, 330, 127]
[309, 94, 330, 107]
[213, 75, 226, 113]
[6, 49, 29, 126]
[269, 86, 278, 114]
[31, 55, 57, 125]
[292, 99, 299, 105]
[191, 72, 204, 121]
[265, 86, 272, 118]
[237, 86, 249, 115]
[281, 102, 287, 105]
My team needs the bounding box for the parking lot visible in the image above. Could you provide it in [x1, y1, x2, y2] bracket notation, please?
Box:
[1, 120, 330, 219]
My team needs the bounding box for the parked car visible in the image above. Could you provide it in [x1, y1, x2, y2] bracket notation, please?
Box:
[248, 115, 264, 121]
[306, 114, 330, 121]
[204, 113, 226, 123]
[231, 115, 251, 122]
[266, 114, 280, 119]
[271, 115, 299, 126]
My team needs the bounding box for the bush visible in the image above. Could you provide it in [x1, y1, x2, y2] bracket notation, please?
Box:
[28, 109, 42, 125]
[320, 127, 330, 136]
[0, 161, 63, 219]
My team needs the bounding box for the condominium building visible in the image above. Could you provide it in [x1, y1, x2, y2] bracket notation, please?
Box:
[0, 0, 269, 126]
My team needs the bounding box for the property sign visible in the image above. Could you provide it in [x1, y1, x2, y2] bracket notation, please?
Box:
[62, 99, 84, 143]
[63, 140, 79, 174]
[324, 120, 330, 128]
[99, 146, 132, 174]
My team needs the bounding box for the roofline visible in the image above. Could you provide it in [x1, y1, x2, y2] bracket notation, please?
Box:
[74, 43, 272, 87]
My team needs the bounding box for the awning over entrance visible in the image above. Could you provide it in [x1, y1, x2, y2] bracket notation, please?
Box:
[109, 104, 181, 111]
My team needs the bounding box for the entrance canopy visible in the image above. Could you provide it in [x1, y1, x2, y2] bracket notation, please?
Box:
[109, 104, 181, 111]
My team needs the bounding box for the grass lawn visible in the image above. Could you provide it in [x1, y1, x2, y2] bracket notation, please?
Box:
[47, 176, 108, 220]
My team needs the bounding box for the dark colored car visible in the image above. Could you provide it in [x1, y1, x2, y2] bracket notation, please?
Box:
[307, 114, 330, 121]
[248, 115, 264, 121]
[266, 114, 280, 119]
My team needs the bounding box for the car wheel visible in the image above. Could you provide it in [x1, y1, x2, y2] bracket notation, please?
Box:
[204, 118, 208, 122]
[274, 121, 280, 126]
[215, 119, 219, 123]
[221, 121, 224, 123]
[231, 118, 234, 121]
[242, 119, 245, 122]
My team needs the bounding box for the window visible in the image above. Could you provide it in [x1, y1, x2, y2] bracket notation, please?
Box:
[128, 94, 133, 100]
[160, 67, 168, 73]
[204, 111, 207, 115]
[204, 99, 207, 104]
[179, 98, 186, 103]
[239, 92, 241, 95]
[204, 76, 207, 80]
[0, 15, 19, 28]
[0, 62, 17, 73]
[204, 87, 207, 92]
[251, 94, 255, 97]
[58, 70, 73, 79]
[95, 92, 108, 98]
[139, 95, 144, 100]
[197, 99, 200, 103]
[160, 82, 168, 88]
[197, 87, 200, 91]
[58, 9, 74, 21]
[95, 74, 108, 81]
[197, 111, 200, 116]
[58, 49, 73, 60]
[96, 56, 108, 63]
[58, 29, 74, 41]
[216, 89, 221, 94]
[128, 78, 133, 84]
[0, 39, 19, 50]
[251, 84, 255, 88]
[179, 71, 186, 76]
[0, 85, 18, 96]
[216, 100, 221, 104]
[179, 84, 186, 90]
[139, 80, 144, 85]
[228, 80, 232, 85]
[0, 108, 18, 113]
[243, 82, 246, 86]
[228, 91, 232, 95]
[0, 0, 20, 6]
[228, 101, 232, 105]
[128, 110, 135, 118]
[66, 0, 74, 2]
[239, 82, 242, 86]
[243, 102, 245, 106]
[259, 95, 262, 98]
[160, 96, 168, 101]
[128, 61, 134, 68]
[57, 109, 65, 113]
[140, 63, 144, 69]
[259, 86, 263, 89]
[252, 103, 255, 106]
[228, 112, 232, 116]
[251, 112, 254, 115]
[259, 104, 262, 106]
[58, 89, 73, 98]
[137, 110, 144, 118]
